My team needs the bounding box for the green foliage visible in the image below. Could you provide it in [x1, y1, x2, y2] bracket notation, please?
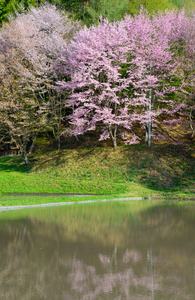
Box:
[1, 0, 192, 28]
[169, 0, 184, 9]
[82, 0, 130, 25]
[128, 0, 176, 15]
[58, 0, 88, 20]
[0, 0, 37, 25]
[169, 0, 195, 15]
[183, 0, 195, 16]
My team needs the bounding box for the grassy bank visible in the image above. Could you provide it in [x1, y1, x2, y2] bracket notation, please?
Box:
[0, 143, 194, 205]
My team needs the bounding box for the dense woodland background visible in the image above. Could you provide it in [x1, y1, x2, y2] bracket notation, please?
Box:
[1, 0, 195, 26]
[0, 0, 194, 164]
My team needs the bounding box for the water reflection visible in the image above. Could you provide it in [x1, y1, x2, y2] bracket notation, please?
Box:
[0, 202, 194, 299]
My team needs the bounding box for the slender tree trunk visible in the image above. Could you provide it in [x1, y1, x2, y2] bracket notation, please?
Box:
[147, 63, 152, 147]
[189, 108, 194, 137]
[145, 124, 148, 142]
[52, 128, 61, 151]
[75, 135, 79, 142]
[57, 135, 61, 150]
[28, 141, 35, 155]
[112, 136, 117, 148]
[28, 133, 38, 154]
[109, 124, 117, 147]
[14, 140, 29, 165]
[72, 104, 79, 142]
[22, 152, 29, 165]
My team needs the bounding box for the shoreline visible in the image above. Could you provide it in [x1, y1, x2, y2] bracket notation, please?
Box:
[0, 196, 195, 211]
[0, 197, 144, 211]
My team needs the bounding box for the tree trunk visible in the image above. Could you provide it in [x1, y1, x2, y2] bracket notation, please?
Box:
[28, 141, 35, 155]
[22, 152, 29, 165]
[75, 135, 79, 142]
[147, 65, 152, 147]
[145, 124, 148, 142]
[189, 109, 194, 138]
[28, 133, 38, 154]
[57, 136, 61, 151]
[109, 125, 117, 147]
[112, 136, 117, 148]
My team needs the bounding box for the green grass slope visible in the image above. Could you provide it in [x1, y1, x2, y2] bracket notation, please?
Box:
[0, 144, 194, 200]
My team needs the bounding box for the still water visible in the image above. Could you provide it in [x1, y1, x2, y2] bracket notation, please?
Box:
[0, 201, 195, 300]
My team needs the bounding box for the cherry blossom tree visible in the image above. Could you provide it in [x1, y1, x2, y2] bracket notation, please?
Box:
[57, 18, 132, 147]
[57, 9, 187, 147]
[180, 14, 195, 138]
[121, 9, 187, 145]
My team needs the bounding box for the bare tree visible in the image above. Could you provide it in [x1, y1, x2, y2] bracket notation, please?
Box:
[0, 4, 82, 163]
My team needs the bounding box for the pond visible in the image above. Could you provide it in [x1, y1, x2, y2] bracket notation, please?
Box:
[0, 201, 195, 299]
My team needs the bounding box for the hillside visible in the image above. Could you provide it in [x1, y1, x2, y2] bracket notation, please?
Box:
[0, 143, 194, 200]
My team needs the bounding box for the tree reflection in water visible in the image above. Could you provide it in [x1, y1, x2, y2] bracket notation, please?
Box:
[0, 202, 194, 299]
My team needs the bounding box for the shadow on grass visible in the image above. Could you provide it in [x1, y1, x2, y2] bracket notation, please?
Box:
[0, 157, 33, 173]
[34, 144, 194, 193]
[31, 147, 108, 171]
[125, 144, 194, 192]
